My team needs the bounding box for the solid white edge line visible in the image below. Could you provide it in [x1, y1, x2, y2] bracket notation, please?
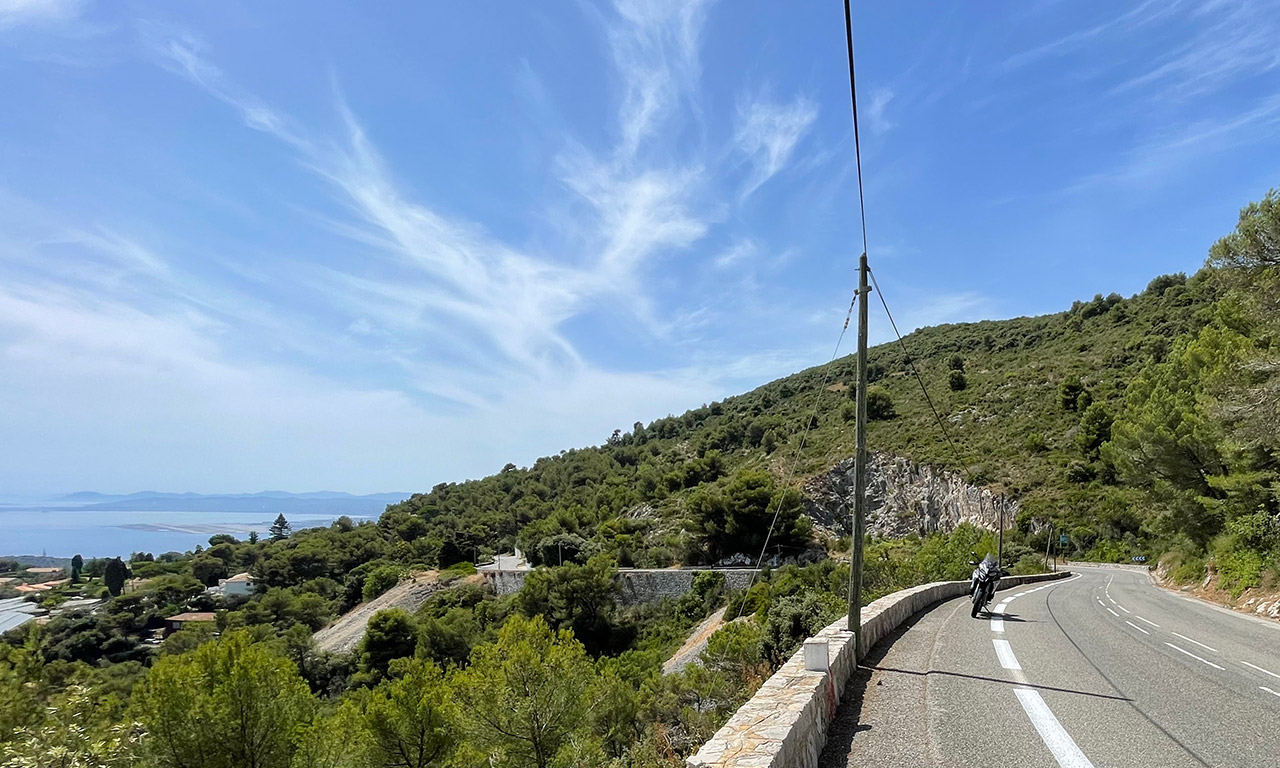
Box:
[1125, 620, 1150, 635]
[1165, 642, 1224, 670]
[1261, 686, 1280, 698]
[1171, 632, 1218, 653]
[1243, 661, 1280, 680]
[1135, 615, 1160, 627]
[1013, 688, 1096, 768]
[993, 638, 1021, 670]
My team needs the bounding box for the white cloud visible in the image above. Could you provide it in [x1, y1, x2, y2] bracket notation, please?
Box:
[712, 238, 756, 269]
[734, 95, 818, 199]
[866, 88, 894, 135]
[0, 0, 81, 29]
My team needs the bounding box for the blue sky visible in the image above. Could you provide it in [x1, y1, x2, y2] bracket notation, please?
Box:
[2, 0, 1278, 496]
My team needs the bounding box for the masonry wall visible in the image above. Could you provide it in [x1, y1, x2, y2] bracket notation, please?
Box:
[685, 571, 1072, 768]
[481, 568, 761, 603]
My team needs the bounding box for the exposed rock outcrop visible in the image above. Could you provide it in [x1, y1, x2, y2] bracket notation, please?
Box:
[804, 453, 1016, 538]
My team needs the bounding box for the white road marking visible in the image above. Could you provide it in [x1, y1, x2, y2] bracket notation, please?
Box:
[1115, 603, 1131, 614]
[1106, 607, 1119, 618]
[1015, 592, 1027, 597]
[1171, 632, 1217, 653]
[1125, 620, 1150, 635]
[1165, 642, 1224, 670]
[1261, 686, 1280, 698]
[993, 639, 1022, 670]
[1242, 661, 1280, 680]
[1013, 688, 1096, 768]
[1135, 615, 1159, 628]
[996, 601, 1010, 613]
[991, 616, 1005, 633]
[1096, 598, 1105, 607]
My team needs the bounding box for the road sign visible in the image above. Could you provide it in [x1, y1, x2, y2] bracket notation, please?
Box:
[1059, 533, 1069, 547]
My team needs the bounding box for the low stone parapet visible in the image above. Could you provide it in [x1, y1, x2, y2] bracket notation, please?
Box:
[686, 571, 1071, 768]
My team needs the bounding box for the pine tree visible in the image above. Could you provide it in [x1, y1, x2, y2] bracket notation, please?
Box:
[103, 557, 129, 597]
[269, 514, 291, 541]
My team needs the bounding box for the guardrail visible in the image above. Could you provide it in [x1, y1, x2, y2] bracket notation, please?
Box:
[686, 570, 1072, 768]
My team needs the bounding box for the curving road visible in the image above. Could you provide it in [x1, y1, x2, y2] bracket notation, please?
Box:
[819, 566, 1280, 768]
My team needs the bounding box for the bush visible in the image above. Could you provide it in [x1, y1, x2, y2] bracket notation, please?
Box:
[761, 592, 843, 664]
[947, 354, 965, 371]
[866, 388, 896, 420]
[948, 370, 967, 391]
[362, 564, 403, 601]
[1011, 554, 1046, 575]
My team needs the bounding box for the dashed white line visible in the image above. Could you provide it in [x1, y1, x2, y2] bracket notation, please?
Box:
[1165, 642, 1225, 670]
[1262, 686, 1280, 698]
[1243, 661, 1280, 681]
[991, 616, 1005, 633]
[1171, 632, 1218, 653]
[1115, 603, 1131, 614]
[1013, 688, 1096, 768]
[1106, 607, 1119, 618]
[1135, 615, 1159, 628]
[1125, 620, 1150, 635]
[993, 638, 1022, 670]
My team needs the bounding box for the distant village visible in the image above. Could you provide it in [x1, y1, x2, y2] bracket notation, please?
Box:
[0, 559, 257, 640]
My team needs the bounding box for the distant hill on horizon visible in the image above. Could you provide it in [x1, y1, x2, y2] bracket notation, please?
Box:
[24, 490, 412, 516]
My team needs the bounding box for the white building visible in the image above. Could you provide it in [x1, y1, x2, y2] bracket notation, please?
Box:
[219, 572, 257, 597]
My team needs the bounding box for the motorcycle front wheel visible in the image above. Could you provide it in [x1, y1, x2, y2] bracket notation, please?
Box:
[970, 589, 982, 618]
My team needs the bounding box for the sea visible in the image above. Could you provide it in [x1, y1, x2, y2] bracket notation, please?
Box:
[0, 505, 376, 559]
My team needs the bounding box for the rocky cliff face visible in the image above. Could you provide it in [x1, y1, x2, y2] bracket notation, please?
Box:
[804, 453, 1016, 538]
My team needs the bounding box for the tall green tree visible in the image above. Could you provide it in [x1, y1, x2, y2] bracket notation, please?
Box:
[131, 630, 314, 768]
[689, 470, 811, 563]
[103, 558, 129, 597]
[356, 609, 418, 685]
[270, 515, 293, 541]
[453, 615, 595, 768]
[70, 554, 84, 584]
[361, 658, 458, 768]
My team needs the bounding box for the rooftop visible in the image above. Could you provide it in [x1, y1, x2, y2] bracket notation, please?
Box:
[166, 612, 217, 623]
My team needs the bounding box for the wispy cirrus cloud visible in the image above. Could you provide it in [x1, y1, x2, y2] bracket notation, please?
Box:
[136, 1, 734, 412]
[734, 95, 818, 200]
[0, 0, 83, 30]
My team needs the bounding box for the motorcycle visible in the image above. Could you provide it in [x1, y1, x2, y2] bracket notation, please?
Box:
[968, 552, 1007, 618]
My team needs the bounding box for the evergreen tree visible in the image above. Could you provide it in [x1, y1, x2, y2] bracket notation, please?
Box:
[132, 630, 313, 768]
[454, 615, 595, 768]
[70, 553, 83, 584]
[270, 514, 292, 541]
[103, 557, 129, 597]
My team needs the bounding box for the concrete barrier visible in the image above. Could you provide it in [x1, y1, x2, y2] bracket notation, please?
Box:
[1060, 560, 1150, 573]
[686, 570, 1072, 768]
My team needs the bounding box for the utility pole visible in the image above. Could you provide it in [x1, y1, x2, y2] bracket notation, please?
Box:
[997, 499, 1004, 566]
[847, 252, 870, 657]
[1044, 524, 1053, 571]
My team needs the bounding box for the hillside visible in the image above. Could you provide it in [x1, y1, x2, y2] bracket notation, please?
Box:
[381, 269, 1213, 566]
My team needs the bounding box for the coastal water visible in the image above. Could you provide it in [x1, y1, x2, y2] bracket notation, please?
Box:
[0, 506, 375, 559]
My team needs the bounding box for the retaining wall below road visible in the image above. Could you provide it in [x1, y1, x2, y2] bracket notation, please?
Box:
[481, 567, 761, 603]
[686, 570, 1072, 768]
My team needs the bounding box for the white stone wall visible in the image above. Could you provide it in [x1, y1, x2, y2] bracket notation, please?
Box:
[686, 571, 1071, 768]
[480, 567, 761, 602]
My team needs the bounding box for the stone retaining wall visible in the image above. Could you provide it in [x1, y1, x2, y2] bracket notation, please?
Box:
[481, 568, 761, 603]
[686, 570, 1072, 768]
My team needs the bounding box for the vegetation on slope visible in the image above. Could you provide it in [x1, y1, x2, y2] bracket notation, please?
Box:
[2, 187, 1277, 767]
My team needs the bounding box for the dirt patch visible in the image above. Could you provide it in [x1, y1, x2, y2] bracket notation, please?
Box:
[314, 571, 466, 654]
[662, 607, 727, 675]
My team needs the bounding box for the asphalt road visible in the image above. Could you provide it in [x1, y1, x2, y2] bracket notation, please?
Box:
[819, 566, 1280, 768]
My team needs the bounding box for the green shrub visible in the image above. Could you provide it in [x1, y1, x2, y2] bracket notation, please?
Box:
[948, 370, 967, 391]
[1011, 554, 1046, 575]
[362, 564, 403, 601]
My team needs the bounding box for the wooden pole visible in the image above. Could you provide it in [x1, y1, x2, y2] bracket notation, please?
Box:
[847, 253, 870, 658]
